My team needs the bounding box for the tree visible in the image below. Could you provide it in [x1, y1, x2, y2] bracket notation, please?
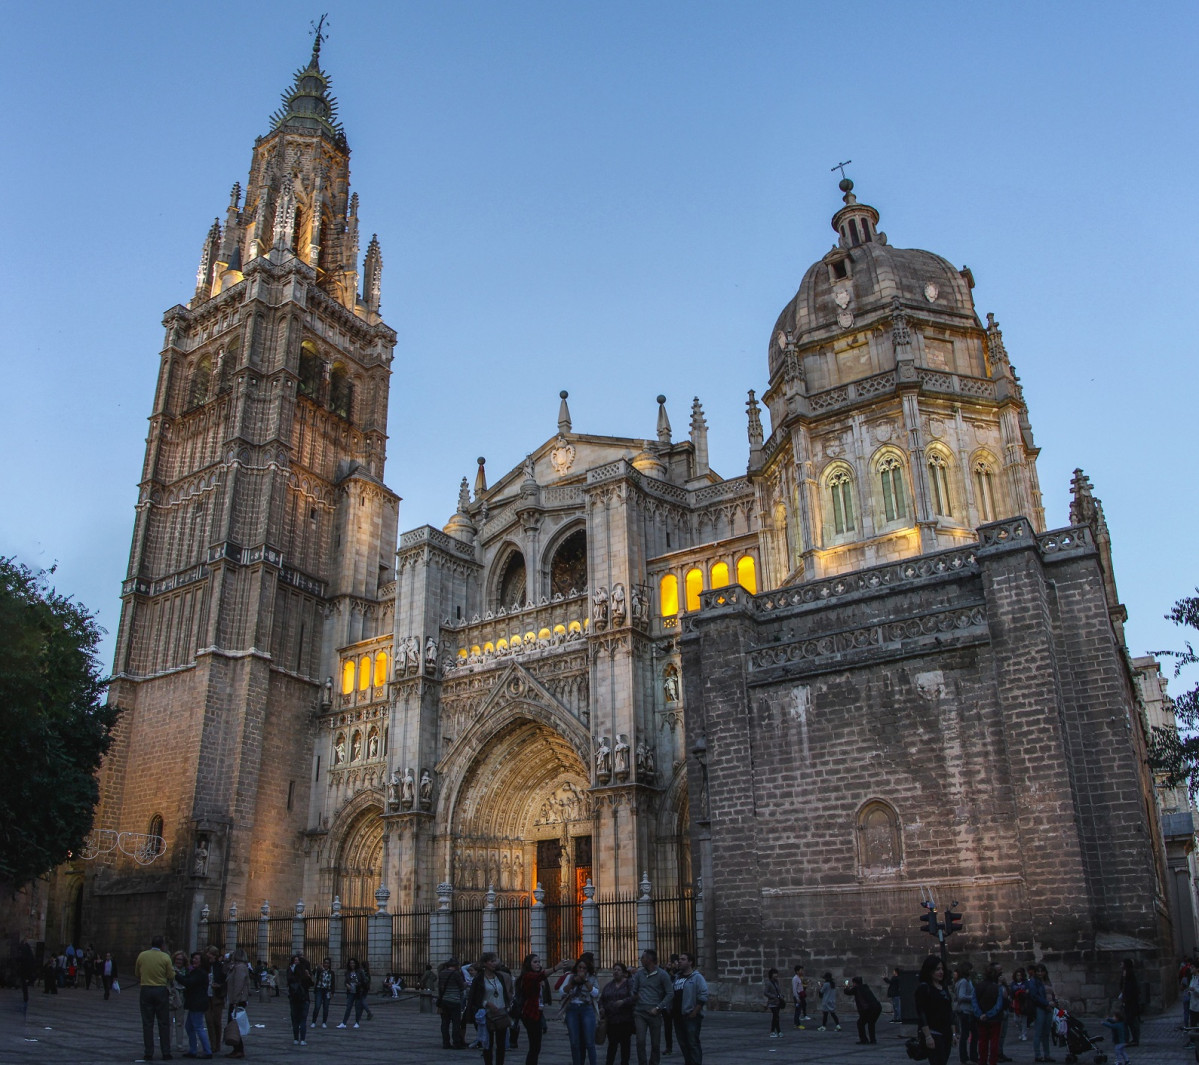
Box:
[0, 558, 119, 888]
[1146, 592, 1199, 796]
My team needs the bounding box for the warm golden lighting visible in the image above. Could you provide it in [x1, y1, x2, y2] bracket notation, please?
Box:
[659, 574, 678, 617]
[342, 660, 355, 694]
[359, 654, 371, 690]
[538, 627, 551, 641]
[685, 568, 703, 612]
[710, 561, 729, 589]
[737, 555, 757, 594]
[373, 651, 388, 687]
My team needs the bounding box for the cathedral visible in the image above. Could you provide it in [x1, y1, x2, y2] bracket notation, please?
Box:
[59, 34, 1173, 1008]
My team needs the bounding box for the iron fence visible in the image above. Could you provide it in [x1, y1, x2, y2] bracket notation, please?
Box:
[654, 890, 696, 963]
[341, 913, 370, 968]
[267, 916, 293, 966]
[542, 899, 581, 965]
[497, 901, 530, 968]
[596, 895, 638, 969]
[305, 915, 330, 965]
[390, 907, 433, 983]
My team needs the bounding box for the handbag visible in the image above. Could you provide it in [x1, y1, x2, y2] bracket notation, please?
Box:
[223, 1019, 241, 1048]
[111, 979, 120, 993]
[905, 1036, 930, 1060]
[234, 1005, 250, 1036]
[595, 1015, 608, 1045]
[486, 1007, 513, 1032]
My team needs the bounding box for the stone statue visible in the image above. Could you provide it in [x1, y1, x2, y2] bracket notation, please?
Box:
[592, 586, 609, 630]
[403, 635, 420, 672]
[351, 732, 362, 761]
[419, 769, 433, 808]
[595, 736, 612, 778]
[523, 454, 537, 483]
[425, 637, 439, 670]
[611, 583, 627, 626]
[193, 838, 209, 877]
[512, 851, 523, 886]
[400, 767, 415, 809]
[614, 735, 630, 777]
[645, 745, 655, 775]
[664, 666, 680, 703]
[367, 732, 379, 759]
[630, 584, 649, 625]
[636, 741, 648, 774]
[333, 736, 346, 765]
[388, 770, 402, 809]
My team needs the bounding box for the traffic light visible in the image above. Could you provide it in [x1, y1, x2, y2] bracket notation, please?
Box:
[943, 907, 963, 936]
[920, 904, 939, 937]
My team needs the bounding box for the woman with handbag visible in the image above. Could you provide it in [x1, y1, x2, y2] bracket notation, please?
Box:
[600, 962, 635, 1065]
[438, 956, 468, 1049]
[515, 953, 552, 1065]
[464, 952, 515, 1065]
[337, 958, 368, 1028]
[224, 948, 251, 1059]
[558, 959, 599, 1065]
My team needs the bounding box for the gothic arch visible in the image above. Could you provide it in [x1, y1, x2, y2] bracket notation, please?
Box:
[855, 798, 903, 875]
[489, 542, 527, 611]
[544, 524, 588, 599]
[328, 790, 386, 911]
[819, 459, 859, 542]
[655, 764, 692, 891]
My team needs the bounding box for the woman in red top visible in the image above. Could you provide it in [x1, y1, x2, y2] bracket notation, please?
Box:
[516, 953, 552, 1065]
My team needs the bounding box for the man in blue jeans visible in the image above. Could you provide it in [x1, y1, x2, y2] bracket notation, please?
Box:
[671, 952, 709, 1065]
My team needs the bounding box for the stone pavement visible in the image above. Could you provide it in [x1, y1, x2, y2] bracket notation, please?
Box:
[3, 986, 1196, 1065]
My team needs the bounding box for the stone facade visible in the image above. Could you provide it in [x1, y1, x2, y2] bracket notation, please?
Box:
[55, 35, 1175, 1009]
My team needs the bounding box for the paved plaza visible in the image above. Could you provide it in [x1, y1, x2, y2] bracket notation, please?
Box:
[2, 986, 1196, 1065]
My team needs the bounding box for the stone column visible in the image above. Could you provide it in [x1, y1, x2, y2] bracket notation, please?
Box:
[482, 885, 498, 955]
[225, 902, 238, 957]
[292, 900, 306, 956]
[198, 904, 210, 950]
[530, 883, 547, 962]
[369, 886, 392, 978]
[257, 901, 271, 965]
[636, 872, 655, 955]
[581, 879, 599, 958]
[693, 878, 705, 966]
[429, 882, 454, 967]
[328, 896, 343, 967]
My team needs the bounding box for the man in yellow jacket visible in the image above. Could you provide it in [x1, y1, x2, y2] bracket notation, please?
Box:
[134, 935, 175, 1061]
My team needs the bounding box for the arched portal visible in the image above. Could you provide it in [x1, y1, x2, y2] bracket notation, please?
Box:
[442, 712, 591, 912]
[333, 805, 384, 912]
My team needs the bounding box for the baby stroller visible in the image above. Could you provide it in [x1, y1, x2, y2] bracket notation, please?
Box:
[1062, 1013, 1106, 1064]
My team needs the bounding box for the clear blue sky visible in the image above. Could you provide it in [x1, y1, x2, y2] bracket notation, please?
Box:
[2, 2, 1196, 683]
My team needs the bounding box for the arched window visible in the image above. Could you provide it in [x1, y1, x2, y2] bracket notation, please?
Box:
[497, 550, 527, 610]
[341, 659, 355, 694]
[147, 814, 165, 856]
[358, 654, 371, 691]
[684, 568, 703, 613]
[299, 342, 322, 399]
[373, 651, 388, 687]
[974, 460, 997, 522]
[828, 470, 855, 534]
[189, 355, 212, 407]
[928, 454, 953, 517]
[659, 574, 679, 618]
[710, 561, 730, 589]
[878, 457, 907, 523]
[857, 800, 902, 873]
[550, 529, 587, 597]
[736, 555, 758, 594]
[329, 362, 352, 419]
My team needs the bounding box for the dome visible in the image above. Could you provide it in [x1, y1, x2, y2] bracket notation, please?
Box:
[769, 184, 978, 377]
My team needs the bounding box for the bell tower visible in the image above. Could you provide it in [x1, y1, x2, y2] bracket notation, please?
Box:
[85, 29, 399, 954]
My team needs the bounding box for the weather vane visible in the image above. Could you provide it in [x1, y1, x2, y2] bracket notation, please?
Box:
[831, 160, 852, 180]
[311, 13, 329, 51]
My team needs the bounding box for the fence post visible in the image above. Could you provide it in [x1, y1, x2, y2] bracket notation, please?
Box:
[482, 885, 498, 955]
[292, 899, 306, 957]
[198, 904, 210, 951]
[329, 896, 343, 967]
[581, 879, 598, 958]
[429, 882, 454, 967]
[258, 900, 271, 964]
[369, 885, 392, 978]
[530, 882, 547, 962]
[225, 902, 238, 955]
[637, 872, 656, 955]
[693, 877, 704, 964]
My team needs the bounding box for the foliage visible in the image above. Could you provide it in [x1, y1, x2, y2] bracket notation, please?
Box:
[0, 558, 119, 888]
[1146, 592, 1199, 796]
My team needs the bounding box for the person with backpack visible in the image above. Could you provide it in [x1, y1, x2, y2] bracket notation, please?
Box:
[286, 954, 313, 1046]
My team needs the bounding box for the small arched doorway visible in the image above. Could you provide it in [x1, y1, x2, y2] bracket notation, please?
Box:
[332, 805, 384, 912]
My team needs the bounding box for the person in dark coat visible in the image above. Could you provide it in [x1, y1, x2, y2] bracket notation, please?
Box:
[286, 954, 313, 1045]
[1119, 958, 1141, 1046]
[845, 975, 882, 1044]
[179, 951, 214, 1058]
[915, 955, 954, 1065]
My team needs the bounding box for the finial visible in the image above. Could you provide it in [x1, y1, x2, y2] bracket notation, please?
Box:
[309, 13, 329, 66]
[689, 397, 707, 433]
[656, 395, 671, 444]
[458, 477, 471, 511]
[474, 456, 488, 496]
[746, 390, 763, 449]
[558, 390, 572, 434]
[831, 159, 853, 181]
[229, 182, 241, 209]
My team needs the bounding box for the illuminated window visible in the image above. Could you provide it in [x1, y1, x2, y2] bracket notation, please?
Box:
[538, 627, 551, 642]
[879, 457, 907, 523]
[483, 641, 495, 655]
[373, 651, 388, 687]
[974, 460, 997, 522]
[710, 562, 729, 589]
[928, 454, 952, 517]
[358, 654, 371, 690]
[553, 625, 566, 637]
[341, 660, 355, 694]
[736, 556, 757, 594]
[829, 470, 855, 534]
[496, 638, 508, 652]
[684, 568, 703, 612]
[659, 574, 679, 618]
